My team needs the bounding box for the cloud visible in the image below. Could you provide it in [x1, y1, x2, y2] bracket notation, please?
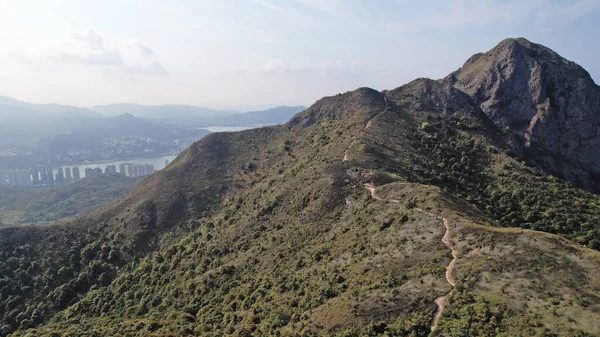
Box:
[129, 41, 155, 56]
[122, 40, 167, 76]
[49, 30, 124, 66]
[35, 30, 167, 76]
[241, 58, 359, 76]
[123, 61, 168, 75]
[71, 30, 104, 49]
[316, 60, 359, 75]
[256, 58, 290, 74]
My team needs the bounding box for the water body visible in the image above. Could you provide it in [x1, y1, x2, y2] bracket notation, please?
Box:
[59, 155, 177, 178]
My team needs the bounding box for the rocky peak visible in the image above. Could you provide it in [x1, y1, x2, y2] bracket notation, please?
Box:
[445, 37, 600, 188]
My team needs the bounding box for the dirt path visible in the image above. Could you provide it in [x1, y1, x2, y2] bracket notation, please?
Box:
[362, 183, 458, 333]
[343, 149, 350, 161]
[427, 215, 458, 333]
[364, 183, 383, 200]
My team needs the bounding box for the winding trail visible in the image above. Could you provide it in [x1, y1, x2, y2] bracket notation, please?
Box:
[362, 183, 458, 333]
[343, 93, 457, 331]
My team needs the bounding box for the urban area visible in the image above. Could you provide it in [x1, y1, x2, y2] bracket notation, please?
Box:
[0, 162, 155, 187]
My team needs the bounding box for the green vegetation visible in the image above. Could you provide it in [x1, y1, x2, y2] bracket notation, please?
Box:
[411, 118, 600, 249]
[1, 81, 599, 336]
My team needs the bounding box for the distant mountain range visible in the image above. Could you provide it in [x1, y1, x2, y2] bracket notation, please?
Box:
[0, 96, 101, 118]
[90, 103, 237, 120]
[0, 96, 306, 148]
[91, 104, 306, 127]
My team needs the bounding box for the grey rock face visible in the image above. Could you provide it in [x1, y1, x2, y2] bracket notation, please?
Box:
[445, 38, 600, 186]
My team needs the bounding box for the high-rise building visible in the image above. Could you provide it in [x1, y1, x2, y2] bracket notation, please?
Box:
[119, 163, 126, 175]
[105, 165, 117, 174]
[126, 164, 135, 177]
[72, 167, 81, 182]
[93, 167, 103, 176]
[14, 169, 24, 186]
[55, 167, 65, 186]
[24, 169, 32, 186]
[6, 170, 16, 186]
[0, 170, 8, 186]
[30, 168, 37, 185]
[39, 168, 48, 185]
[46, 167, 54, 186]
[64, 167, 73, 184]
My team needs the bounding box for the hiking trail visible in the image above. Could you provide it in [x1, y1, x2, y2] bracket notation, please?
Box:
[362, 183, 458, 333]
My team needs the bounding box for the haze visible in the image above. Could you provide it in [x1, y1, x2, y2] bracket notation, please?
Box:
[0, 0, 599, 110]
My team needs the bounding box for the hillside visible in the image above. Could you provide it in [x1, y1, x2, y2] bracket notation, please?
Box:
[1, 38, 600, 337]
[0, 174, 142, 226]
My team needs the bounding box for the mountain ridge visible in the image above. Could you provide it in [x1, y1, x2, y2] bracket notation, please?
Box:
[1, 38, 600, 336]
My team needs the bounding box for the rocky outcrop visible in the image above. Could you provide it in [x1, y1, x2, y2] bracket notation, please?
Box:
[445, 38, 600, 189]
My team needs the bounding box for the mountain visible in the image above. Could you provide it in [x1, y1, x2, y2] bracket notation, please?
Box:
[2, 38, 600, 337]
[218, 106, 306, 126]
[444, 37, 600, 191]
[91, 103, 238, 121]
[0, 96, 100, 119]
[0, 98, 102, 147]
[82, 113, 171, 139]
[92, 104, 306, 127]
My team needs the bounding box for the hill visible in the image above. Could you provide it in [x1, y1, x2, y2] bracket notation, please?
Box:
[1, 38, 600, 337]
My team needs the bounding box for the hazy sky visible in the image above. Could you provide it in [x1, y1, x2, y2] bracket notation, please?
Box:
[0, 0, 599, 110]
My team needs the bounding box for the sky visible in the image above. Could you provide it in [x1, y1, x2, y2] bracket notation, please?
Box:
[0, 0, 599, 111]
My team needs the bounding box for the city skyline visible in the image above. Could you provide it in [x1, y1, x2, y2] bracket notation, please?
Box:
[1, 162, 156, 188]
